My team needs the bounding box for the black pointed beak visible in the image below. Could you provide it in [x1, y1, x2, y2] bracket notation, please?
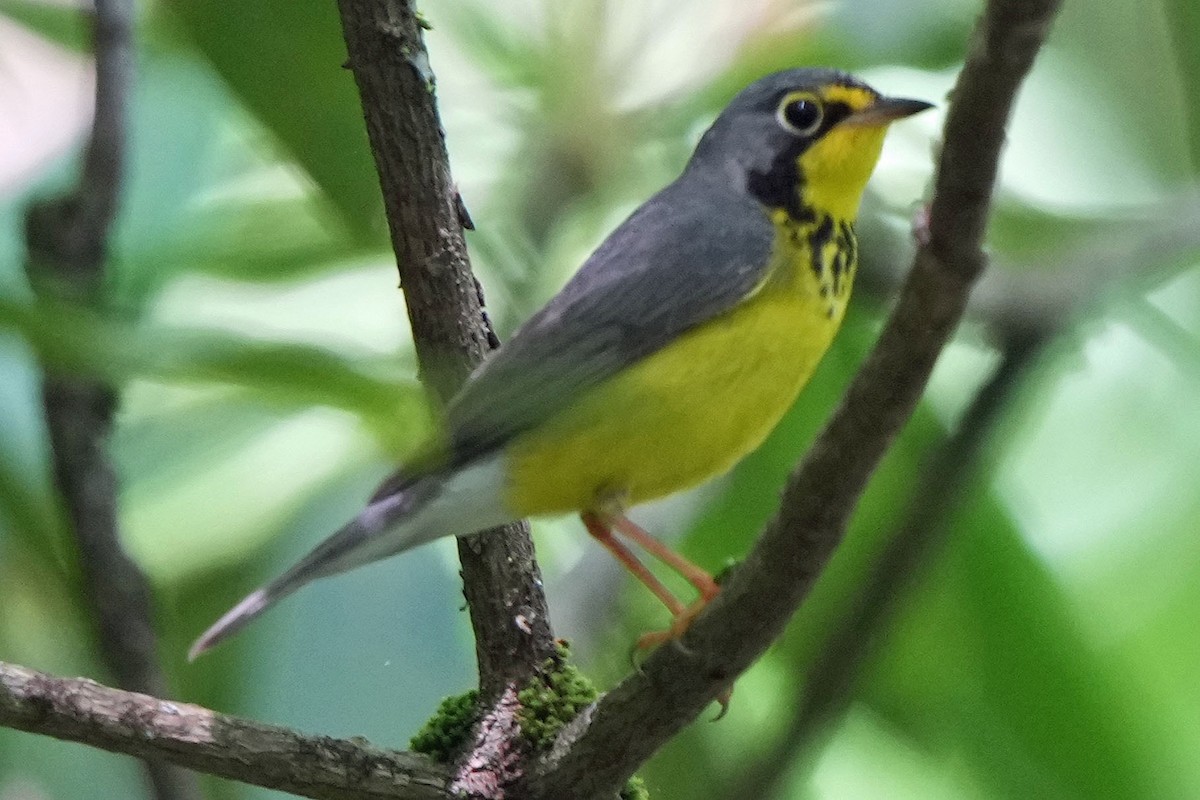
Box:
[840, 96, 934, 128]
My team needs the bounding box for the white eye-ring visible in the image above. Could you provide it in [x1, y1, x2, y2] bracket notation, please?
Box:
[776, 93, 824, 137]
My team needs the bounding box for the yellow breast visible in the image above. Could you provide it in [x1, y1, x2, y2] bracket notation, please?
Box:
[503, 211, 856, 517]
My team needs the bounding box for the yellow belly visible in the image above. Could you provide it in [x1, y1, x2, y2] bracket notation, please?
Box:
[503, 251, 852, 516]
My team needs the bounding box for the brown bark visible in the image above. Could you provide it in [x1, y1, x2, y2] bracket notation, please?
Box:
[332, 0, 557, 703]
[0, 661, 449, 800]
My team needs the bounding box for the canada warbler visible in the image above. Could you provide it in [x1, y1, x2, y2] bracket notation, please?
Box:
[191, 68, 931, 659]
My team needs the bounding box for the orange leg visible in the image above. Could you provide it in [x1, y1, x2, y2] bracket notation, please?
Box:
[585, 511, 733, 717]
[611, 514, 721, 602]
[588, 511, 723, 645]
[581, 512, 686, 617]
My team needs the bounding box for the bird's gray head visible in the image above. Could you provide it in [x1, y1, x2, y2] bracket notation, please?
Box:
[687, 68, 931, 221]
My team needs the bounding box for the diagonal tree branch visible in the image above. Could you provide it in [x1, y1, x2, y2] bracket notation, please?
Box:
[21, 1, 201, 798]
[0, 661, 450, 800]
[715, 183, 1200, 800]
[520, 1, 1064, 797]
[727, 332, 1047, 800]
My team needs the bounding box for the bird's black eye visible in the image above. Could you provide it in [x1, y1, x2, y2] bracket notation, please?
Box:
[776, 93, 824, 137]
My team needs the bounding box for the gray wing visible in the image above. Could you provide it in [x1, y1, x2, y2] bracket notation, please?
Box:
[446, 171, 775, 464]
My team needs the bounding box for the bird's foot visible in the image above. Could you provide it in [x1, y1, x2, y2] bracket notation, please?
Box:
[631, 590, 733, 718]
[633, 595, 711, 652]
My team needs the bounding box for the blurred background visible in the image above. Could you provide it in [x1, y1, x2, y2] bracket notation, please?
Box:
[2, 0, 1198, 798]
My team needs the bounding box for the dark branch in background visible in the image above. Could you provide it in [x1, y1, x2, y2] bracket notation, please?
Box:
[729, 333, 1047, 800]
[332, 1, 556, 787]
[21, 2, 201, 799]
[521, 1, 1064, 797]
[0, 661, 450, 800]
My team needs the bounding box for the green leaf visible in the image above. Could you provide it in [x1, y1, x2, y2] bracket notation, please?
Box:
[112, 390, 286, 498]
[0, 453, 71, 575]
[0, 295, 427, 438]
[866, 493, 1168, 800]
[167, 0, 384, 242]
[1051, 0, 1193, 184]
[1163, 0, 1200, 172]
[0, 0, 89, 51]
[104, 50, 245, 305]
[152, 197, 377, 286]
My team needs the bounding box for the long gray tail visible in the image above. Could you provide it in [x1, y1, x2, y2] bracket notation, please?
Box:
[188, 487, 423, 660]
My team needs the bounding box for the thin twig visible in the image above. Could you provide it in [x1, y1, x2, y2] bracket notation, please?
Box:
[0, 661, 450, 800]
[521, 1, 1063, 797]
[22, 1, 200, 798]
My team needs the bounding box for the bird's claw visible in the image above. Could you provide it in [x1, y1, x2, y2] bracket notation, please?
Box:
[711, 687, 733, 721]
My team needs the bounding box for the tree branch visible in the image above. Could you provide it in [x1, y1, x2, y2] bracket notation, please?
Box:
[334, 0, 556, 694]
[333, 2, 556, 789]
[716, 188, 1200, 800]
[728, 333, 1046, 800]
[0, 661, 450, 800]
[22, 1, 200, 798]
[521, 1, 1063, 797]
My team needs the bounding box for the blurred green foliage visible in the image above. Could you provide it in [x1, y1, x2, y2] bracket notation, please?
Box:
[2, 1, 1199, 799]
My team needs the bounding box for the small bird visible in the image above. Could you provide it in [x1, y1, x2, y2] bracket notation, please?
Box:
[190, 68, 931, 660]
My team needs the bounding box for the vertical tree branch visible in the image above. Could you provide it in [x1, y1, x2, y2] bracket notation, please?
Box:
[21, 2, 201, 799]
[332, 0, 556, 703]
